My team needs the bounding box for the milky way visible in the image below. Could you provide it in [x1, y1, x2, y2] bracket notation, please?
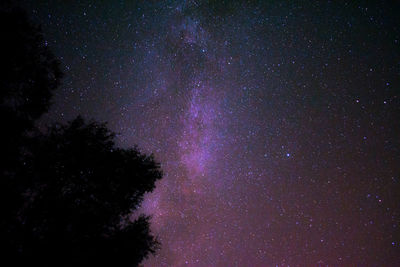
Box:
[25, 1, 400, 265]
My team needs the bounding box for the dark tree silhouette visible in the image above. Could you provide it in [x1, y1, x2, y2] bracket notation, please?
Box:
[0, 4, 162, 267]
[19, 117, 162, 266]
[0, 4, 62, 149]
[0, 5, 63, 261]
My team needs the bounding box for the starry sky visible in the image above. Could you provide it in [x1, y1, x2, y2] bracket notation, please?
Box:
[23, 0, 400, 266]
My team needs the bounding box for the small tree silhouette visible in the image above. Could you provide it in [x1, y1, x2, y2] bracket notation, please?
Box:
[0, 4, 62, 140]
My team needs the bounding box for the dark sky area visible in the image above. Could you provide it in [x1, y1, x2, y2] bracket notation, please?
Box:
[21, 0, 399, 266]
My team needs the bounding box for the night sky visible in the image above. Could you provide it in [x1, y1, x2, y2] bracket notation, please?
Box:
[23, 1, 399, 266]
